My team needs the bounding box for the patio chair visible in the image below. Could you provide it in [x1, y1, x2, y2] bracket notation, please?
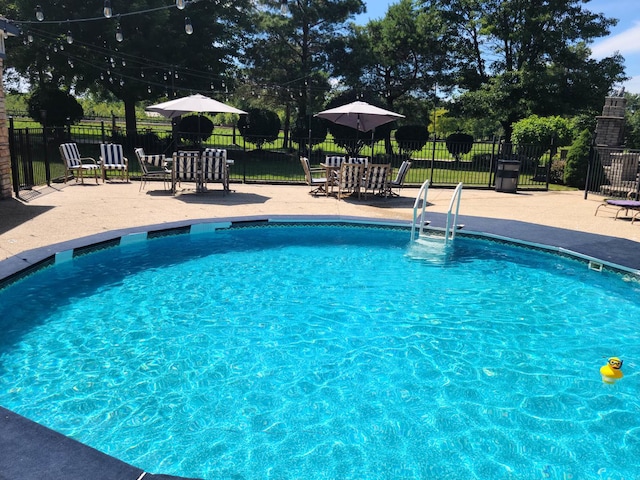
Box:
[135, 147, 171, 191]
[349, 157, 369, 166]
[59, 142, 100, 184]
[202, 148, 229, 194]
[300, 156, 328, 196]
[363, 163, 391, 198]
[172, 150, 201, 193]
[594, 198, 640, 223]
[99, 143, 129, 182]
[336, 162, 366, 200]
[387, 160, 412, 197]
[324, 155, 345, 168]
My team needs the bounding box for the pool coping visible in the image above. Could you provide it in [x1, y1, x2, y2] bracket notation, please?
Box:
[1, 213, 639, 480]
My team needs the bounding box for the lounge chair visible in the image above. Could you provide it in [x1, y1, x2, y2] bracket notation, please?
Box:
[336, 162, 366, 200]
[59, 142, 100, 184]
[202, 148, 229, 194]
[595, 198, 640, 223]
[172, 150, 201, 193]
[300, 156, 328, 196]
[135, 147, 171, 191]
[99, 143, 129, 182]
[363, 163, 391, 198]
[387, 160, 412, 197]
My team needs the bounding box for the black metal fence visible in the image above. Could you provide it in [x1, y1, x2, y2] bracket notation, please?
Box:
[8, 121, 552, 198]
[585, 146, 640, 199]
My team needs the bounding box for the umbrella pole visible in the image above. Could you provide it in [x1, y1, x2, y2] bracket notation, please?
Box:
[371, 129, 375, 160]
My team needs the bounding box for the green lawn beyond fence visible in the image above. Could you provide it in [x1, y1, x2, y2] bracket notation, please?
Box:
[9, 123, 551, 196]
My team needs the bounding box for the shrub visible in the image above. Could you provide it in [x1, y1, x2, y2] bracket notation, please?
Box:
[237, 108, 281, 149]
[28, 86, 84, 127]
[512, 115, 573, 158]
[395, 125, 430, 155]
[445, 132, 474, 161]
[564, 129, 592, 188]
[177, 115, 214, 144]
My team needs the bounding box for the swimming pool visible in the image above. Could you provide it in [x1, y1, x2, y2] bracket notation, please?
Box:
[0, 223, 639, 479]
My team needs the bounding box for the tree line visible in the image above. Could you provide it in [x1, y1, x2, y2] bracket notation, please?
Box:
[1, 0, 630, 146]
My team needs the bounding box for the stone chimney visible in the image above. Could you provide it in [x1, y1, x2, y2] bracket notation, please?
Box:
[594, 96, 626, 147]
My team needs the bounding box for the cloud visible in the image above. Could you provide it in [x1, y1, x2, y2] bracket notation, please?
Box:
[622, 75, 640, 94]
[591, 21, 640, 59]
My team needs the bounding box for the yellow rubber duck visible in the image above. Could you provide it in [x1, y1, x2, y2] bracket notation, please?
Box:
[600, 357, 623, 384]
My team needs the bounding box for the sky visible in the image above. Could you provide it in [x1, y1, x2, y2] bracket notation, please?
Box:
[356, 0, 640, 94]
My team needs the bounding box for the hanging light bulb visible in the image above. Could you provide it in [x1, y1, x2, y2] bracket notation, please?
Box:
[103, 0, 112, 18]
[280, 0, 288, 14]
[176, 0, 186, 10]
[140, 70, 145, 78]
[115, 22, 123, 42]
[68, 59, 74, 68]
[66, 29, 73, 44]
[35, 5, 44, 21]
[121, 59, 126, 66]
[184, 17, 193, 35]
[27, 33, 33, 43]
[147, 86, 152, 93]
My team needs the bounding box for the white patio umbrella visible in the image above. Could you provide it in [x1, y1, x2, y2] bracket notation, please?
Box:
[315, 100, 404, 132]
[315, 101, 404, 157]
[145, 93, 247, 118]
[146, 94, 246, 150]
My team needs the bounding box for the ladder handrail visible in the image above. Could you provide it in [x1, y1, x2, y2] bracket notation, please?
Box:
[444, 182, 463, 245]
[411, 179, 430, 240]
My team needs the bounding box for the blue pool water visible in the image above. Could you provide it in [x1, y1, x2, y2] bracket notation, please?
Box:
[0, 224, 639, 479]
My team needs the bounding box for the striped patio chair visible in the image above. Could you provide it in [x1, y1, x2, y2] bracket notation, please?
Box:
[59, 142, 100, 184]
[324, 155, 345, 168]
[363, 163, 391, 198]
[99, 143, 129, 182]
[172, 150, 201, 193]
[202, 148, 229, 193]
[336, 162, 366, 200]
[349, 157, 369, 167]
[135, 148, 171, 191]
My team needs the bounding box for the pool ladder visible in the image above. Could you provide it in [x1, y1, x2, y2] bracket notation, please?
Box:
[410, 181, 464, 245]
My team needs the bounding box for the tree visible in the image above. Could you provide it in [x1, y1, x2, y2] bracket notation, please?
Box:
[7, 0, 253, 135]
[334, 0, 451, 116]
[624, 93, 640, 149]
[243, 0, 364, 149]
[237, 108, 281, 149]
[512, 115, 574, 158]
[564, 128, 592, 188]
[27, 86, 83, 127]
[428, 0, 627, 141]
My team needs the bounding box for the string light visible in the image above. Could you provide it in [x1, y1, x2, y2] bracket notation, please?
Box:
[176, 0, 186, 10]
[184, 17, 193, 35]
[103, 0, 113, 19]
[35, 5, 44, 21]
[115, 21, 123, 42]
[66, 22, 73, 44]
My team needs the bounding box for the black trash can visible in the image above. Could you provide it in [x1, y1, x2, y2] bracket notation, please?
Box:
[495, 159, 520, 193]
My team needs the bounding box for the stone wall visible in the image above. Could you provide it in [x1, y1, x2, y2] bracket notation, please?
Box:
[0, 57, 11, 199]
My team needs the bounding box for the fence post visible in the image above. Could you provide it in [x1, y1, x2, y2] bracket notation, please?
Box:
[584, 136, 596, 200]
[546, 136, 554, 190]
[101, 121, 106, 143]
[430, 136, 437, 185]
[9, 117, 20, 197]
[41, 112, 51, 186]
[489, 136, 498, 187]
